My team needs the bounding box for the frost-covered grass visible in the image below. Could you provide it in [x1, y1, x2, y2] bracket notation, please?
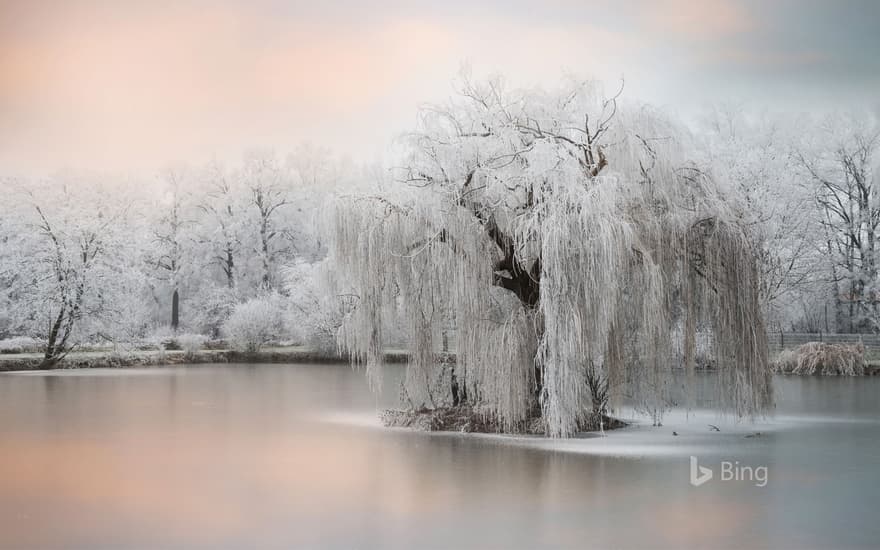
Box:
[0, 336, 45, 354]
[0, 344, 383, 371]
[774, 342, 866, 375]
[174, 333, 209, 357]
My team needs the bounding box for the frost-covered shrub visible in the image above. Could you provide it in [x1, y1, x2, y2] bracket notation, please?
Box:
[284, 260, 351, 353]
[182, 285, 238, 339]
[773, 348, 798, 373]
[106, 338, 142, 360]
[90, 269, 153, 347]
[174, 333, 209, 358]
[774, 342, 866, 376]
[0, 336, 45, 354]
[146, 325, 175, 351]
[223, 294, 286, 353]
[203, 339, 228, 350]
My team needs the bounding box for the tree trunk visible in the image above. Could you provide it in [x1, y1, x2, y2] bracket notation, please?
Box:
[171, 288, 180, 330]
[226, 248, 235, 289]
[260, 216, 272, 289]
[40, 303, 68, 368]
[533, 313, 544, 404]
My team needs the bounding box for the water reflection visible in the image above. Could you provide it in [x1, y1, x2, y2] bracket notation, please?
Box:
[0, 365, 878, 549]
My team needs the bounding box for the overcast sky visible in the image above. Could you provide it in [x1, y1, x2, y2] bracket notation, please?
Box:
[1, 0, 878, 175]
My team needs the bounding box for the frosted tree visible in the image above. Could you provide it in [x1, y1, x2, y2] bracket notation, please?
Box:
[147, 168, 194, 331]
[196, 161, 247, 290]
[796, 112, 880, 332]
[286, 143, 352, 261]
[329, 75, 773, 437]
[284, 259, 356, 352]
[698, 106, 822, 330]
[288, 142, 341, 188]
[0, 190, 18, 338]
[0, 178, 143, 365]
[241, 151, 297, 289]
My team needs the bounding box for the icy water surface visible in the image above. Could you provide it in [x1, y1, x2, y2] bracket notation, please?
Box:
[0, 364, 878, 549]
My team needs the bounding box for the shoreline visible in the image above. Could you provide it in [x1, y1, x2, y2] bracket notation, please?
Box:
[2, 347, 878, 375]
[0, 346, 411, 372]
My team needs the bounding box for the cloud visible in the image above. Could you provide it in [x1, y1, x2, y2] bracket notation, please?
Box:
[0, 3, 461, 172]
[640, 0, 756, 39]
[694, 47, 829, 71]
[0, 1, 644, 173]
[0, 0, 877, 174]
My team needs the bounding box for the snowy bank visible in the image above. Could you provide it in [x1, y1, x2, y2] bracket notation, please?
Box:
[0, 346, 410, 371]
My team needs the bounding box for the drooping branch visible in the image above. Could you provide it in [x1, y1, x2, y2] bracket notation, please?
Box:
[331, 74, 773, 438]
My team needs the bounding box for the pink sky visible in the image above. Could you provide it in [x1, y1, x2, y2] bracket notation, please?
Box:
[0, 0, 874, 175]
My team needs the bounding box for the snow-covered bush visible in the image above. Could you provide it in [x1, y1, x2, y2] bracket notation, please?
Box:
[284, 260, 408, 354]
[0, 336, 45, 354]
[175, 333, 209, 358]
[284, 260, 351, 353]
[223, 294, 286, 353]
[146, 325, 175, 350]
[182, 285, 238, 338]
[773, 348, 798, 373]
[774, 342, 866, 376]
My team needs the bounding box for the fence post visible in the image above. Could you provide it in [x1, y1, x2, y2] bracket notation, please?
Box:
[819, 331, 823, 343]
[780, 330, 784, 349]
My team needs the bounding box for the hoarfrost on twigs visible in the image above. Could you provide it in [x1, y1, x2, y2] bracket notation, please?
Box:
[329, 74, 774, 437]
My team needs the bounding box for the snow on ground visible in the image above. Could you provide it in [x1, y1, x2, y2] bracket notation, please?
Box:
[317, 407, 855, 459]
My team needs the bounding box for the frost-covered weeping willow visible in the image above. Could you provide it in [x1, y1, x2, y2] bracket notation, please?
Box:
[329, 75, 773, 437]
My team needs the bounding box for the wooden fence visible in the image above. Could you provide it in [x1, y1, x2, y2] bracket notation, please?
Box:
[439, 330, 880, 354]
[768, 332, 880, 353]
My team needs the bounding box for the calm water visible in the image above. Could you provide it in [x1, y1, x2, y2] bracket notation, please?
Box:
[0, 364, 878, 550]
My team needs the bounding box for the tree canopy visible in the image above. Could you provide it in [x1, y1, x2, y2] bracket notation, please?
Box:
[330, 75, 774, 437]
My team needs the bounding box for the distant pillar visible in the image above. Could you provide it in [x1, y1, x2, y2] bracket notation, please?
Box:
[171, 289, 180, 330]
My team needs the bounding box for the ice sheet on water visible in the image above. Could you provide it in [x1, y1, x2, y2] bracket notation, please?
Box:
[317, 407, 796, 458]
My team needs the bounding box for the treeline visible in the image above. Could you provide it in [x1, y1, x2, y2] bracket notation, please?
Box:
[0, 146, 360, 364]
[695, 106, 879, 333]
[0, 102, 878, 367]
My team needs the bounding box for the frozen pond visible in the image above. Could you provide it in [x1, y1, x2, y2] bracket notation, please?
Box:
[0, 364, 878, 549]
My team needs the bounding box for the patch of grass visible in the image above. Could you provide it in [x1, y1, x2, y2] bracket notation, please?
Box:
[773, 342, 866, 375]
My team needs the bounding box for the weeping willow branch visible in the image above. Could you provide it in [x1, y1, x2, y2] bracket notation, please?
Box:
[328, 74, 773, 437]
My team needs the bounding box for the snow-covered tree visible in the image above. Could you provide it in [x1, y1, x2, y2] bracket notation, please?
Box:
[288, 142, 343, 188]
[329, 75, 773, 436]
[241, 151, 297, 289]
[0, 188, 19, 338]
[698, 106, 822, 330]
[796, 112, 880, 332]
[147, 168, 196, 331]
[196, 161, 247, 290]
[1, 178, 143, 365]
[181, 283, 238, 338]
[284, 259, 355, 352]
